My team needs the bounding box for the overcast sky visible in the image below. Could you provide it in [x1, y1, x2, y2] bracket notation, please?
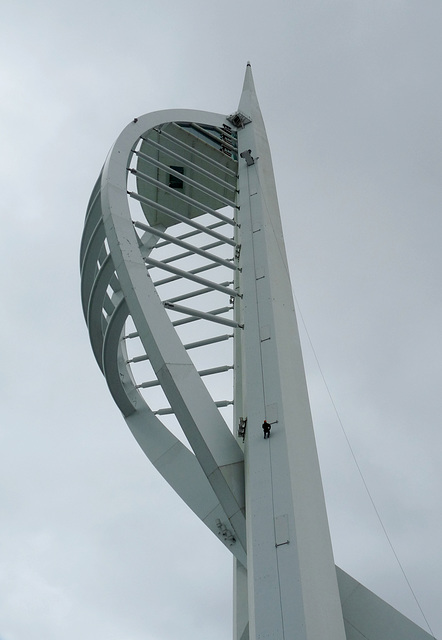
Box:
[1, 1, 442, 639]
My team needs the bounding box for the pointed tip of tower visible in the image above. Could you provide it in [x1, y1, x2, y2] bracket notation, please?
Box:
[242, 62, 254, 88]
[238, 62, 258, 116]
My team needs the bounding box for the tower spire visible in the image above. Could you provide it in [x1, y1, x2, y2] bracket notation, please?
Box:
[238, 62, 255, 113]
[237, 63, 266, 134]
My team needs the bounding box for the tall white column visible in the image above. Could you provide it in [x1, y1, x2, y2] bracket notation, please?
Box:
[236, 65, 346, 640]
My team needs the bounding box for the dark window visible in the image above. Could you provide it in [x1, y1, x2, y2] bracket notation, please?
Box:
[169, 166, 184, 189]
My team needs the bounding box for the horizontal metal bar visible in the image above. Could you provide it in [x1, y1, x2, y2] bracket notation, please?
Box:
[213, 125, 237, 143]
[130, 191, 234, 239]
[134, 150, 237, 208]
[126, 333, 233, 364]
[123, 331, 139, 340]
[184, 333, 233, 350]
[198, 365, 233, 376]
[122, 311, 240, 340]
[135, 365, 233, 389]
[144, 256, 239, 297]
[164, 301, 241, 328]
[142, 138, 236, 191]
[127, 354, 148, 364]
[155, 220, 227, 248]
[154, 407, 175, 415]
[134, 223, 236, 270]
[136, 379, 159, 389]
[191, 123, 236, 153]
[147, 241, 224, 268]
[172, 306, 232, 327]
[131, 168, 236, 227]
[154, 399, 233, 416]
[144, 239, 227, 269]
[153, 262, 220, 287]
[165, 282, 233, 304]
[155, 125, 237, 177]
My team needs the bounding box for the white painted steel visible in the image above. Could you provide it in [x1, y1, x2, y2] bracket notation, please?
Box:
[235, 66, 346, 640]
[81, 109, 247, 564]
[81, 68, 434, 640]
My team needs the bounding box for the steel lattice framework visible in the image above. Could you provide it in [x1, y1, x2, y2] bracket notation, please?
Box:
[81, 66, 434, 640]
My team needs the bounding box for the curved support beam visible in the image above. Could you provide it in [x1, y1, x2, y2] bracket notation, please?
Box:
[81, 171, 104, 265]
[102, 298, 139, 417]
[99, 110, 247, 551]
[126, 406, 247, 567]
[102, 299, 247, 564]
[80, 218, 106, 318]
[87, 254, 116, 371]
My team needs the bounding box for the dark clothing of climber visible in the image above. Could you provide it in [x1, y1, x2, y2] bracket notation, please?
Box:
[262, 420, 271, 439]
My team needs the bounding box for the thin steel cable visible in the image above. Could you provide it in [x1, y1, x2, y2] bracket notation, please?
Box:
[293, 292, 436, 638]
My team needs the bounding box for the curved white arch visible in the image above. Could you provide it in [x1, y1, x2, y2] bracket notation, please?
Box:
[81, 109, 247, 562]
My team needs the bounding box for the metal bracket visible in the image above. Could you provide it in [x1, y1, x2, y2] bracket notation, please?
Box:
[238, 417, 247, 442]
[227, 111, 252, 128]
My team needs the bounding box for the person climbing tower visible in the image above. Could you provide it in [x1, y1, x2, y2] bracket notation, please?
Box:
[262, 420, 271, 439]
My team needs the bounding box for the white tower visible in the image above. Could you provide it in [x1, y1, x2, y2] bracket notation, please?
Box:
[81, 65, 434, 640]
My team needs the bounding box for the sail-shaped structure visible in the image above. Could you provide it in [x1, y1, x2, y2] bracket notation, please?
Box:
[80, 65, 434, 640]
